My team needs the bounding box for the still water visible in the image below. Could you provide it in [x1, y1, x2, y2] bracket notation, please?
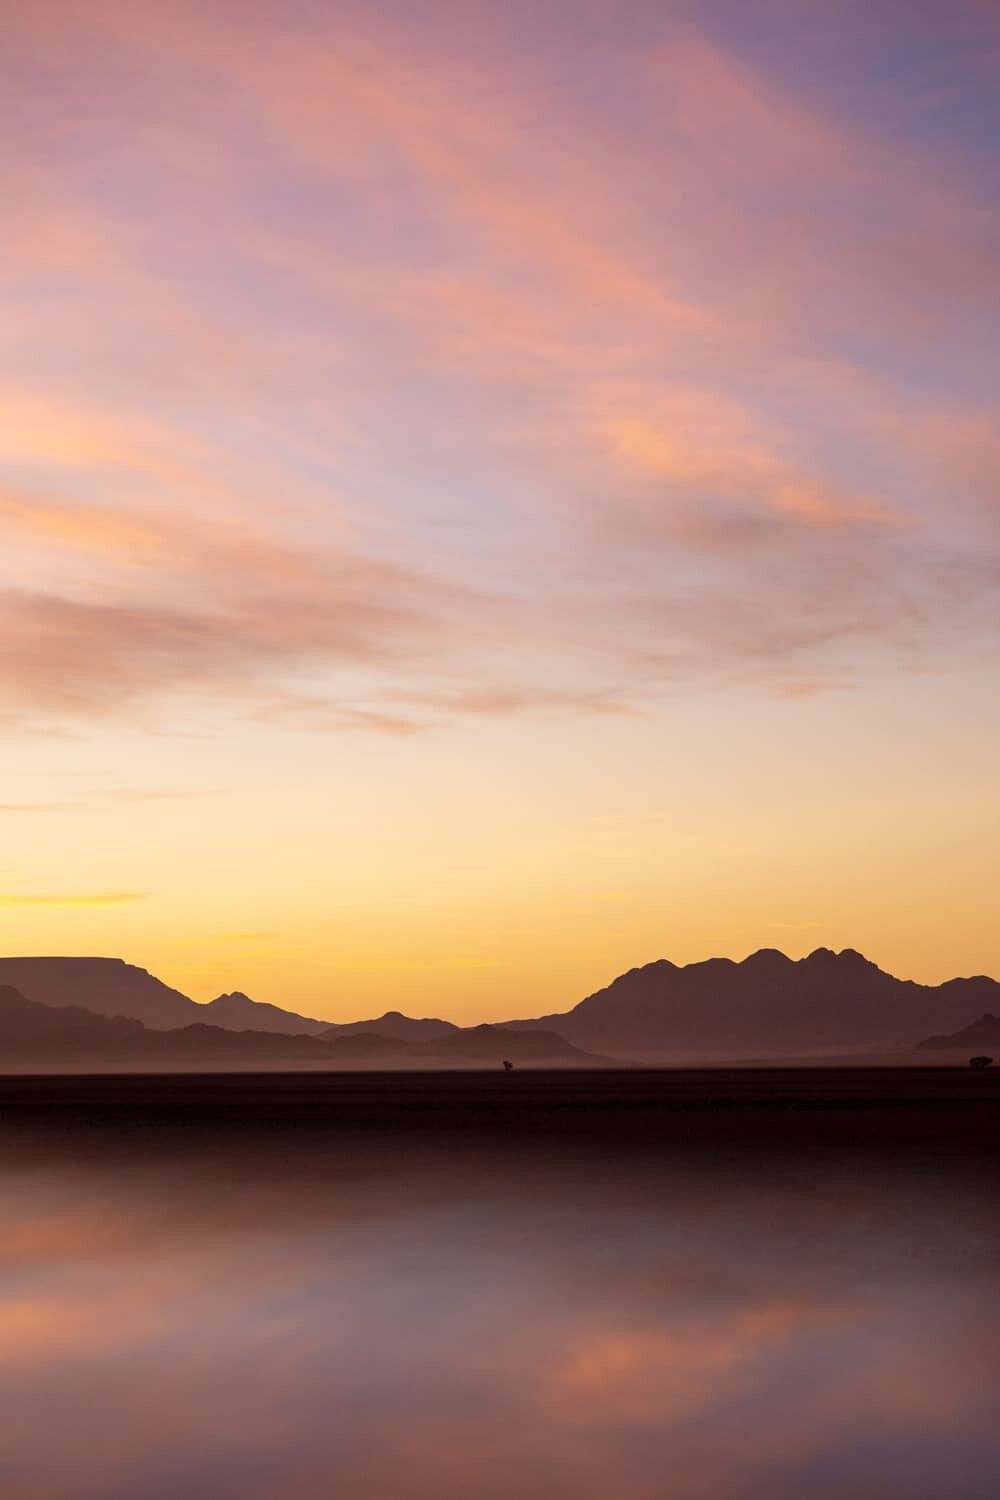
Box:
[1, 1130, 998, 1498]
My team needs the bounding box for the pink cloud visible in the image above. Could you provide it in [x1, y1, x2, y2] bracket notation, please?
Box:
[0, 0, 996, 730]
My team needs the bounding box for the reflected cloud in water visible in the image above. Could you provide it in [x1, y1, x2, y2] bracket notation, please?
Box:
[1, 1143, 998, 1499]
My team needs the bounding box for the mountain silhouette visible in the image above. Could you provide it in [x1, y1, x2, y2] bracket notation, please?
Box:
[323, 1031, 409, 1061]
[0, 985, 598, 1070]
[417, 1023, 592, 1063]
[0, 985, 150, 1055]
[201, 992, 328, 1035]
[320, 1025, 590, 1064]
[916, 1014, 1000, 1052]
[0, 958, 326, 1034]
[3, 947, 998, 1066]
[498, 948, 1000, 1058]
[0, 985, 328, 1065]
[0, 957, 197, 1029]
[322, 1011, 459, 1043]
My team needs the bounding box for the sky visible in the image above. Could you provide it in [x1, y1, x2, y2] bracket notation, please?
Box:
[2, 0, 999, 1022]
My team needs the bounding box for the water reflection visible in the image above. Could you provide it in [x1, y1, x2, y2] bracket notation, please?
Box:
[1, 1141, 998, 1498]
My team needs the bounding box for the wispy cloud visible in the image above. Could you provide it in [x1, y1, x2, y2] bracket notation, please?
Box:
[0, 802, 88, 814]
[1, 0, 997, 733]
[0, 891, 148, 908]
[0, 788, 218, 813]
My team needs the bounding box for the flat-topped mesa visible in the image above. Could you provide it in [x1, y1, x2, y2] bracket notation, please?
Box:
[0, 959, 332, 1035]
[0, 956, 195, 1029]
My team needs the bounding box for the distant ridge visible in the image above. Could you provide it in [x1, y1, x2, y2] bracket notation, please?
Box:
[0, 985, 599, 1071]
[0, 985, 326, 1065]
[425, 1023, 590, 1063]
[0, 960, 463, 1044]
[315, 1024, 591, 1065]
[916, 1014, 1000, 1052]
[201, 992, 328, 1036]
[2, 947, 998, 1065]
[321, 1011, 458, 1043]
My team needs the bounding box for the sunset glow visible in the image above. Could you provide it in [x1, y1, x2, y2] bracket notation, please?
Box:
[3, 0, 998, 1020]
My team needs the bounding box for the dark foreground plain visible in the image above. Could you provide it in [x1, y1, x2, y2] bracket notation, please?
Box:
[3, 1069, 999, 1500]
[3, 1066, 999, 1154]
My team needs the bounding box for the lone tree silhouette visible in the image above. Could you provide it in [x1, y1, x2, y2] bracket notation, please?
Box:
[969, 1055, 994, 1069]
[502, 1059, 514, 1073]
